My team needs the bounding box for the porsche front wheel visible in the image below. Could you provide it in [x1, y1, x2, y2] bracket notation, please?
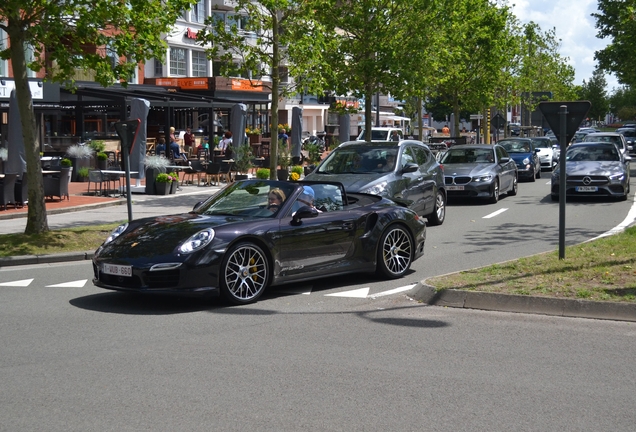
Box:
[376, 225, 413, 278]
[221, 242, 269, 305]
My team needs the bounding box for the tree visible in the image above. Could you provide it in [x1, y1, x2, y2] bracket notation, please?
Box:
[318, 0, 416, 141]
[579, 68, 609, 121]
[593, 0, 636, 87]
[608, 85, 636, 121]
[0, 0, 195, 234]
[197, 0, 332, 179]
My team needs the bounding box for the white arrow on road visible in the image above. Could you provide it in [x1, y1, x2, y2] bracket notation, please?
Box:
[46, 280, 88, 288]
[0, 278, 34, 287]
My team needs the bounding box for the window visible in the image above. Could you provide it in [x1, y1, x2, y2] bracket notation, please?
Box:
[25, 44, 37, 77]
[0, 29, 6, 77]
[192, 51, 207, 77]
[192, 0, 206, 23]
[410, 146, 430, 168]
[211, 12, 225, 35]
[106, 41, 118, 70]
[154, 58, 163, 76]
[399, 147, 415, 169]
[170, 47, 187, 76]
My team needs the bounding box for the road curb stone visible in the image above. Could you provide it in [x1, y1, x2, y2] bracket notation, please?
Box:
[411, 282, 636, 322]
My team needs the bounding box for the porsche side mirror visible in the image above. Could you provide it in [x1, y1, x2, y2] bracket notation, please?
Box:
[292, 205, 319, 224]
[193, 201, 204, 211]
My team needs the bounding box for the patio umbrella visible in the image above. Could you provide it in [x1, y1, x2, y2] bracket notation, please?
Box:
[290, 106, 303, 160]
[339, 114, 350, 144]
[128, 98, 150, 182]
[6, 90, 27, 175]
[230, 103, 247, 148]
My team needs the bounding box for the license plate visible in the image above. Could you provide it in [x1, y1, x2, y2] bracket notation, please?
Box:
[447, 185, 465, 191]
[576, 186, 597, 192]
[102, 263, 132, 277]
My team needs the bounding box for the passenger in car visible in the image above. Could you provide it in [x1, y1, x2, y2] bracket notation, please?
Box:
[267, 188, 286, 213]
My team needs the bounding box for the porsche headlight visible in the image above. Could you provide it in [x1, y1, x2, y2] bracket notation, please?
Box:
[472, 174, 493, 182]
[362, 181, 389, 196]
[178, 228, 215, 254]
[103, 223, 128, 245]
[609, 173, 625, 183]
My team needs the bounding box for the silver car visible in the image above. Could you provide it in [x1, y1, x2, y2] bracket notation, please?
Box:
[529, 137, 558, 170]
[439, 144, 518, 203]
[551, 142, 631, 201]
[582, 132, 631, 157]
[306, 140, 447, 225]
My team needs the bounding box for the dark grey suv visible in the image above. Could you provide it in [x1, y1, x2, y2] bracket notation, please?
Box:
[305, 140, 446, 225]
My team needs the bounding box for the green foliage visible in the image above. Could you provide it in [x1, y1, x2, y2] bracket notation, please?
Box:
[593, 1, 636, 87]
[304, 142, 322, 165]
[291, 165, 303, 176]
[96, 152, 108, 161]
[608, 86, 636, 121]
[234, 145, 254, 174]
[155, 173, 172, 183]
[256, 168, 270, 179]
[580, 68, 609, 121]
[277, 139, 291, 170]
[77, 167, 90, 178]
[60, 158, 72, 167]
[88, 140, 106, 153]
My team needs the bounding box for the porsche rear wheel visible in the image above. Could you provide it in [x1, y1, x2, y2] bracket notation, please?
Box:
[377, 225, 413, 278]
[221, 242, 269, 305]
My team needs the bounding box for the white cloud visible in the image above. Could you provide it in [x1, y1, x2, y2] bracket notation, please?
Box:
[510, 0, 620, 91]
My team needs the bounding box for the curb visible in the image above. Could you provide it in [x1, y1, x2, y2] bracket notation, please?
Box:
[410, 282, 636, 322]
[0, 251, 95, 268]
[0, 200, 124, 220]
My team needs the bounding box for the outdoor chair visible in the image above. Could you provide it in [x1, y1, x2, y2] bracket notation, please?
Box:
[87, 170, 109, 196]
[0, 173, 18, 210]
[182, 160, 205, 186]
[219, 161, 234, 183]
[14, 171, 28, 208]
[205, 162, 221, 186]
[43, 167, 72, 201]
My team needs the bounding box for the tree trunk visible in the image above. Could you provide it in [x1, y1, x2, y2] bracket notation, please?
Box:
[8, 21, 48, 233]
[269, 13, 280, 181]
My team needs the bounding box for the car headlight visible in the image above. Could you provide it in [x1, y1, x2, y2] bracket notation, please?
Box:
[471, 174, 493, 182]
[104, 223, 128, 245]
[178, 228, 215, 254]
[361, 181, 389, 196]
[522, 157, 530, 165]
[609, 173, 625, 183]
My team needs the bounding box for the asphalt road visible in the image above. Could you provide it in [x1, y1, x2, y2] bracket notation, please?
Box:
[1, 172, 636, 430]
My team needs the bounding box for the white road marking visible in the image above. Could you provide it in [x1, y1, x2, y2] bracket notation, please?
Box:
[369, 284, 417, 299]
[325, 287, 370, 298]
[483, 208, 508, 219]
[0, 278, 34, 287]
[45, 280, 88, 288]
[589, 193, 636, 241]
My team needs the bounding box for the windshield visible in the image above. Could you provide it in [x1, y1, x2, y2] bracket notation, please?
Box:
[500, 140, 532, 153]
[440, 148, 494, 164]
[582, 135, 623, 147]
[566, 145, 619, 162]
[316, 146, 398, 174]
[530, 139, 551, 149]
[195, 180, 297, 218]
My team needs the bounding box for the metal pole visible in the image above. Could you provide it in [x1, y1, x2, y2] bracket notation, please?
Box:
[558, 105, 568, 259]
[123, 147, 133, 222]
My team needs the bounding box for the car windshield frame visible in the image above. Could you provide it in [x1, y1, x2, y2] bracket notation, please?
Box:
[439, 147, 495, 164]
[499, 140, 533, 153]
[565, 145, 620, 162]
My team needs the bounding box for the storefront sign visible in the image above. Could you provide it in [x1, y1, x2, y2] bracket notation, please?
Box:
[0, 80, 44, 100]
[155, 78, 209, 90]
[231, 79, 263, 91]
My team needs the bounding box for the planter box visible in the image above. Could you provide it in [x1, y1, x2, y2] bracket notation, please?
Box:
[155, 182, 171, 195]
[70, 157, 91, 182]
[145, 167, 166, 195]
[170, 180, 178, 194]
[277, 169, 289, 181]
[248, 134, 261, 144]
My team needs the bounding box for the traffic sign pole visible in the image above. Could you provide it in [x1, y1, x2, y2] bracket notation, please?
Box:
[558, 105, 567, 259]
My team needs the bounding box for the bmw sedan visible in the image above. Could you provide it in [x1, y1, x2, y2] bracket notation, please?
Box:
[306, 140, 447, 226]
[438, 144, 518, 203]
[499, 138, 541, 181]
[529, 137, 558, 170]
[551, 142, 631, 201]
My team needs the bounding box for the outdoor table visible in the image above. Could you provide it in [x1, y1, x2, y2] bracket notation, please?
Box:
[101, 170, 139, 196]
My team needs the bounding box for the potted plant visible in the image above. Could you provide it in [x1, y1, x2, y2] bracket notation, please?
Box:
[168, 171, 180, 194]
[290, 165, 303, 181]
[144, 155, 170, 195]
[246, 126, 262, 144]
[88, 140, 106, 153]
[154, 172, 172, 195]
[303, 142, 322, 175]
[96, 152, 109, 170]
[65, 144, 94, 182]
[255, 168, 270, 179]
[277, 139, 291, 181]
[60, 158, 73, 168]
[234, 145, 253, 180]
[77, 167, 90, 182]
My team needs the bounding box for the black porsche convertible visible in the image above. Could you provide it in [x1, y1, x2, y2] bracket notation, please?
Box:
[92, 180, 427, 305]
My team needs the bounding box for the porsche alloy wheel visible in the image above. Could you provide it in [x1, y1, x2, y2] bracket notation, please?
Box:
[221, 242, 269, 305]
[377, 225, 413, 278]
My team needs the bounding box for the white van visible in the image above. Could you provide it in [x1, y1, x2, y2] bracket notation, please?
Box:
[356, 127, 403, 142]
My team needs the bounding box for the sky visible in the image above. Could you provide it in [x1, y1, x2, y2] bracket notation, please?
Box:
[510, 0, 619, 92]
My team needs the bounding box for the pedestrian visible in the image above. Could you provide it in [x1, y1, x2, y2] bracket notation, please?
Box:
[442, 125, 450, 134]
[218, 131, 233, 158]
[183, 126, 195, 157]
[278, 128, 288, 146]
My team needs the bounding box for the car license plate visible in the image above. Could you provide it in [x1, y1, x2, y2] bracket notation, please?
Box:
[576, 186, 598, 192]
[447, 185, 464, 191]
[102, 263, 132, 277]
